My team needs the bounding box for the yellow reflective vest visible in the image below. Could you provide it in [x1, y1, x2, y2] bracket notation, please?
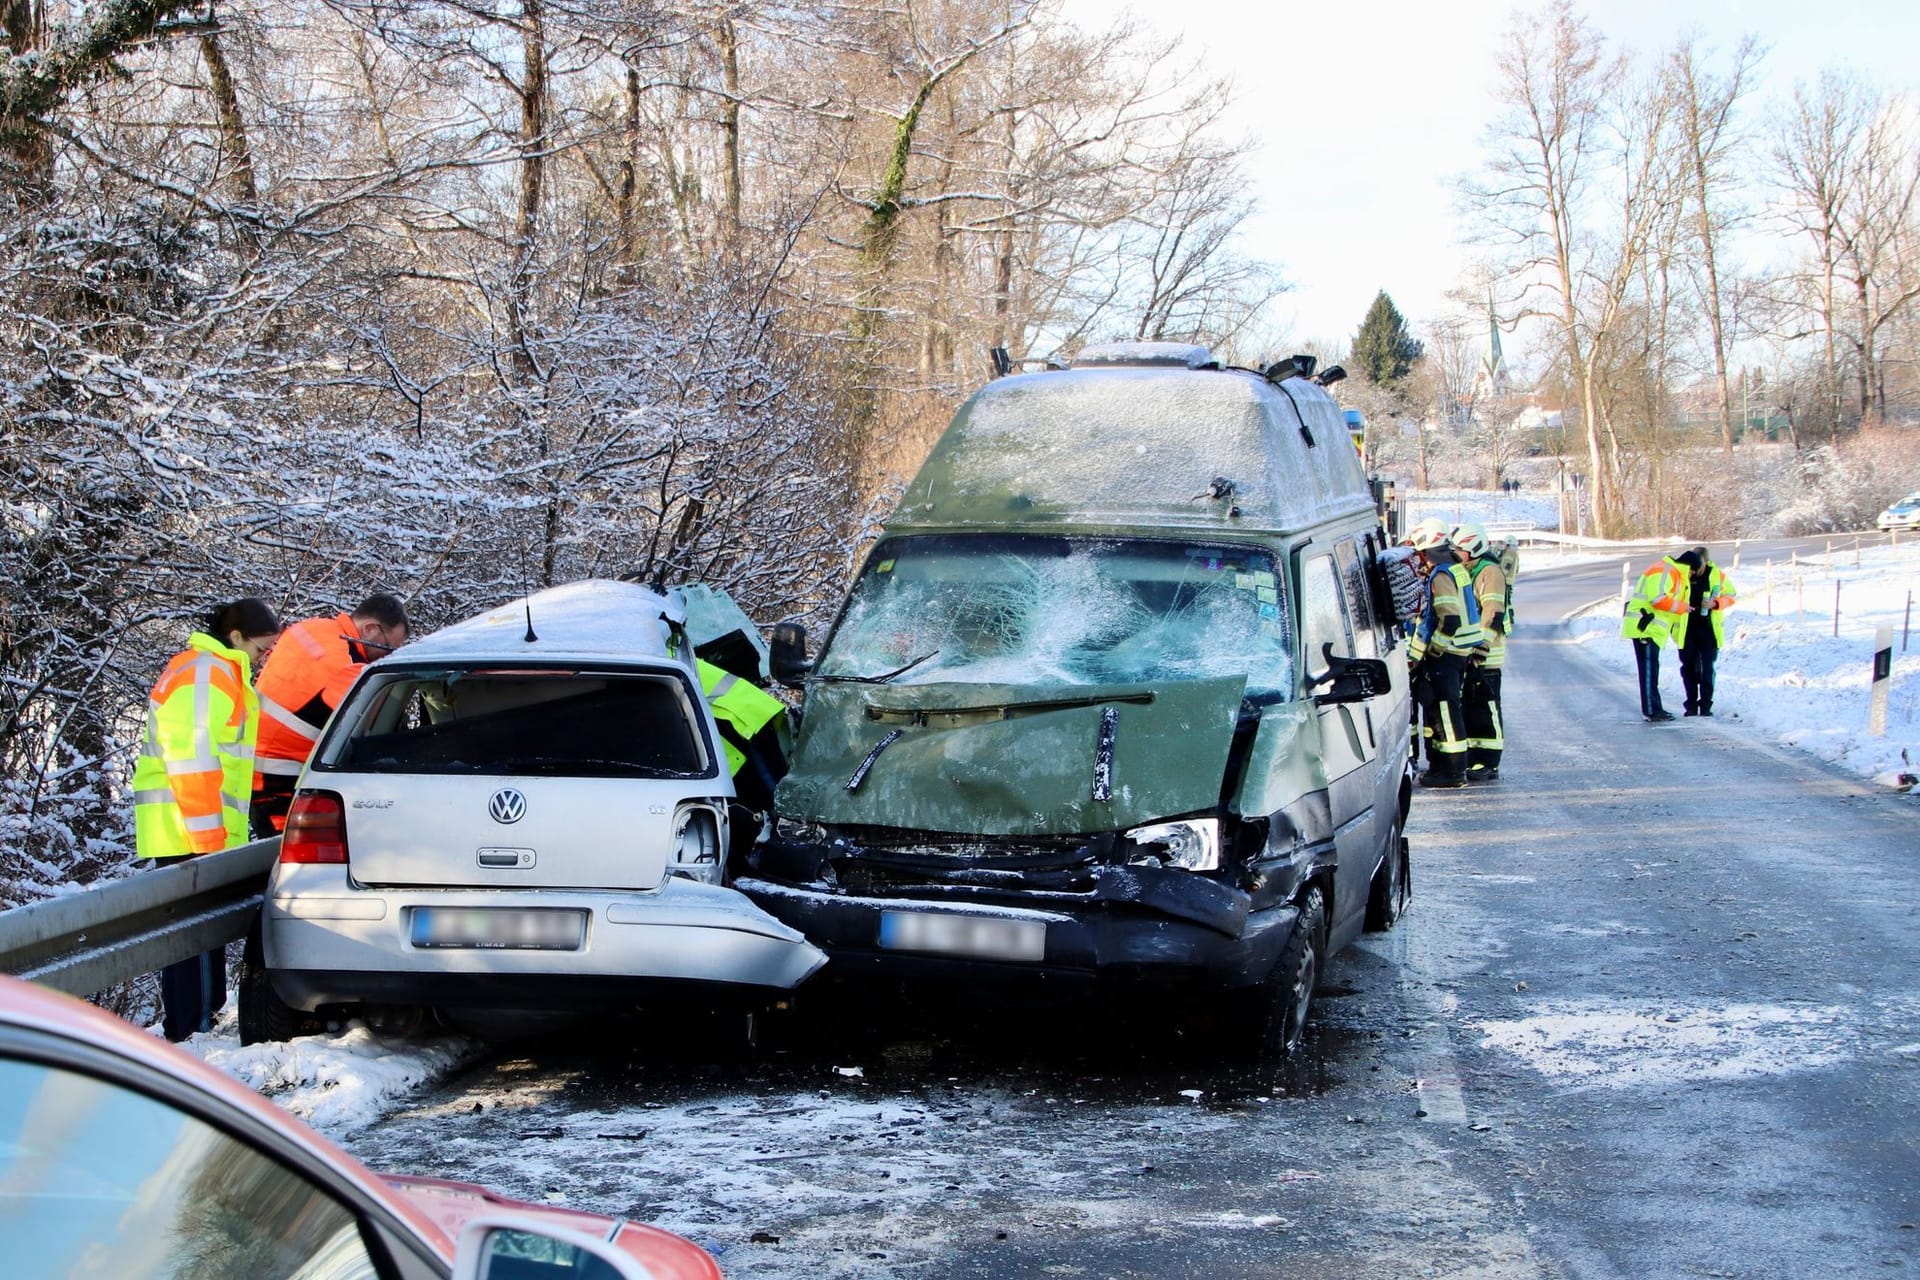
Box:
[1467, 556, 1510, 668]
[697, 659, 788, 777]
[1418, 562, 1489, 657]
[1691, 563, 1738, 647]
[1621, 556, 1692, 648]
[133, 633, 259, 859]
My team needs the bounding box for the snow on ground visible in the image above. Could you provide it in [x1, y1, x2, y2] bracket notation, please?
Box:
[1403, 487, 1562, 532]
[173, 1005, 477, 1137]
[1568, 538, 1920, 790]
[1475, 1000, 1897, 1091]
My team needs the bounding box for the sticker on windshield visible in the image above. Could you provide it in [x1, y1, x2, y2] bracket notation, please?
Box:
[1257, 586, 1278, 604]
[1235, 573, 1254, 590]
[1259, 603, 1280, 621]
[876, 559, 895, 574]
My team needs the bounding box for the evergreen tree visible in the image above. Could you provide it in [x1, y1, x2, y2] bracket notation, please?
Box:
[1351, 290, 1424, 386]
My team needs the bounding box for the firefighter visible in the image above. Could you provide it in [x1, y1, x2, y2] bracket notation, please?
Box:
[1679, 545, 1738, 716]
[1407, 522, 1487, 787]
[1451, 522, 1508, 782]
[1402, 518, 1449, 771]
[1621, 549, 1699, 722]
[135, 598, 281, 1039]
[252, 594, 410, 834]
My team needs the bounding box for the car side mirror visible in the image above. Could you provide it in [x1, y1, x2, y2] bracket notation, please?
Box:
[1305, 642, 1391, 705]
[451, 1215, 653, 1280]
[770, 620, 811, 688]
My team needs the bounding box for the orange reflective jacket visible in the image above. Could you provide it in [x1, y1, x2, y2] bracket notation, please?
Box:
[253, 613, 368, 785]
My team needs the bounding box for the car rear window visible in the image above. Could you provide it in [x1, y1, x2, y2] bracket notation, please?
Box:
[316, 668, 712, 778]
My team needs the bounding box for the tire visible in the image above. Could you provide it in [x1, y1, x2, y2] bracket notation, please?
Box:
[237, 924, 312, 1045]
[1234, 885, 1326, 1061]
[1364, 820, 1411, 931]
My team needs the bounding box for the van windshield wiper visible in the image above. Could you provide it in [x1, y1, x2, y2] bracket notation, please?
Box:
[813, 651, 940, 684]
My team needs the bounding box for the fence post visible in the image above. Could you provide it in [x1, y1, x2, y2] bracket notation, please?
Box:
[1906, 590, 1913, 653]
[1854, 536, 1861, 568]
[1765, 560, 1774, 617]
[1869, 626, 1892, 738]
[1833, 580, 1841, 638]
[1796, 572, 1804, 624]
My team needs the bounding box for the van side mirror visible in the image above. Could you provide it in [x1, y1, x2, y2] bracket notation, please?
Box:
[1305, 642, 1391, 705]
[451, 1215, 654, 1279]
[770, 621, 812, 687]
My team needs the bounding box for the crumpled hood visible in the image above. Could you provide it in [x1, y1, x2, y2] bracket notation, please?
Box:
[777, 675, 1247, 835]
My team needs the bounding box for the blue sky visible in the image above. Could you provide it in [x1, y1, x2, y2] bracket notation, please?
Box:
[1062, 0, 1920, 356]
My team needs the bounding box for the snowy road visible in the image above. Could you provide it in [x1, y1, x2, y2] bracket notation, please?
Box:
[334, 563, 1920, 1278]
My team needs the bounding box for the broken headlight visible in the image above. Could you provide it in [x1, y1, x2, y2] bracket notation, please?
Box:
[1122, 818, 1220, 871]
[670, 805, 724, 883]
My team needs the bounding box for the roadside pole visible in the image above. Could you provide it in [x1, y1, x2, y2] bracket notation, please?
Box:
[1868, 626, 1893, 738]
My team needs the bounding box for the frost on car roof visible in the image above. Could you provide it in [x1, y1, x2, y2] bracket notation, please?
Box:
[892, 366, 1372, 535]
[396, 579, 678, 663]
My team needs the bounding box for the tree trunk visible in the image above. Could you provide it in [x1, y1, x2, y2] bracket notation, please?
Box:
[198, 17, 258, 205]
[717, 16, 742, 258]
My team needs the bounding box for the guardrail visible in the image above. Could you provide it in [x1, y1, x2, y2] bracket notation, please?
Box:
[0, 840, 277, 997]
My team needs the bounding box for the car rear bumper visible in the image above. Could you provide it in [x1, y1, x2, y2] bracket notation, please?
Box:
[263, 866, 827, 1010]
[734, 875, 1298, 992]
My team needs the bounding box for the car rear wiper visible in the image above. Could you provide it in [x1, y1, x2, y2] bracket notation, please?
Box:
[813, 650, 940, 684]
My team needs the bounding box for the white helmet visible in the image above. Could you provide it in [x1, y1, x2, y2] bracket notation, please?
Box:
[1450, 522, 1489, 558]
[1406, 518, 1450, 552]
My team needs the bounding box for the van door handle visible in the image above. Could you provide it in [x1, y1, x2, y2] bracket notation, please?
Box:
[477, 848, 536, 869]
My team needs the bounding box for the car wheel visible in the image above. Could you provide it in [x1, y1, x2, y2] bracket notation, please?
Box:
[1232, 885, 1325, 1061]
[237, 926, 314, 1046]
[1364, 820, 1411, 931]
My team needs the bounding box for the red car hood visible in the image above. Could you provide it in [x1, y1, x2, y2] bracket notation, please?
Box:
[385, 1174, 723, 1280]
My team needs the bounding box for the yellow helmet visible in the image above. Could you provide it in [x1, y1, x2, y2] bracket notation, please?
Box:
[1450, 522, 1489, 558]
[1406, 518, 1449, 551]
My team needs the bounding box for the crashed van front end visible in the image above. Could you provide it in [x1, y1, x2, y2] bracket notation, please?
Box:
[734, 530, 1338, 994]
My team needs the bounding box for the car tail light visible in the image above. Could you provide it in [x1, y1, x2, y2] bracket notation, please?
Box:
[670, 805, 723, 884]
[281, 791, 349, 864]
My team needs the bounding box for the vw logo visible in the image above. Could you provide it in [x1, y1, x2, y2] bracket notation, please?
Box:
[487, 788, 528, 824]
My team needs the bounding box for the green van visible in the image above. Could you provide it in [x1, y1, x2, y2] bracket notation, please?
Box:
[737, 342, 1414, 1056]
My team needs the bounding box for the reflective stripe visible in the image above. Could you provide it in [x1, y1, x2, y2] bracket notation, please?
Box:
[133, 788, 179, 807]
[707, 672, 738, 699]
[165, 755, 222, 776]
[255, 756, 306, 777]
[183, 813, 225, 833]
[260, 694, 322, 741]
[219, 741, 257, 762]
[222, 791, 250, 814]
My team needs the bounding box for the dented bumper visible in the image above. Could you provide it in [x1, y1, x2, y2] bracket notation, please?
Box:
[734, 868, 1293, 991]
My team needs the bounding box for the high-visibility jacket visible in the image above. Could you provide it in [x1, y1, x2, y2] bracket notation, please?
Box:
[698, 659, 788, 777]
[1467, 556, 1510, 668]
[133, 633, 258, 858]
[1690, 563, 1738, 647]
[1416, 562, 1488, 658]
[1621, 556, 1691, 648]
[254, 613, 371, 787]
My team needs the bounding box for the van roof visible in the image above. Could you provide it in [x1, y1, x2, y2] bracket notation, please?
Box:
[395, 579, 681, 665]
[890, 358, 1373, 536]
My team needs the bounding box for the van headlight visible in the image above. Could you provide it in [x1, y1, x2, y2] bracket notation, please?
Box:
[1122, 818, 1220, 871]
[670, 805, 724, 883]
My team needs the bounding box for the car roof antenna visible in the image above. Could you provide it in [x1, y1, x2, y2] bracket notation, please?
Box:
[517, 538, 539, 643]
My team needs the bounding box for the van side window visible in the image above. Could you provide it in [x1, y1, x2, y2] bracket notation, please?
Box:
[1299, 554, 1354, 677]
[1333, 539, 1382, 659]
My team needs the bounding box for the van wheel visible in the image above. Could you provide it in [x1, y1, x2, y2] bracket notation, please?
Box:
[1365, 821, 1410, 931]
[237, 926, 314, 1045]
[1236, 886, 1325, 1060]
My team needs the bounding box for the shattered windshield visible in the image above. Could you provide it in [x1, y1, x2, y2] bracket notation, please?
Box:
[816, 535, 1293, 695]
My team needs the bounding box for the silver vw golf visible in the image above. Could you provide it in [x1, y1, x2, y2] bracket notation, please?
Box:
[243, 580, 825, 1042]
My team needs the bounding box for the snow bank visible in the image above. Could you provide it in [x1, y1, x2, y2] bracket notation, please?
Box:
[1569, 540, 1920, 790]
[174, 1006, 476, 1137]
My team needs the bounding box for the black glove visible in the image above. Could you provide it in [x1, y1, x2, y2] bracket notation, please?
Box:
[1439, 615, 1459, 636]
[1489, 611, 1506, 632]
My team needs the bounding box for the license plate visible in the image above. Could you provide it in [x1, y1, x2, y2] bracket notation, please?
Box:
[410, 907, 587, 951]
[879, 910, 1046, 961]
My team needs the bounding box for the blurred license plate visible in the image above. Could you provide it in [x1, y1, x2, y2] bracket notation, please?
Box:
[410, 907, 586, 951]
[879, 911, 1045, 961]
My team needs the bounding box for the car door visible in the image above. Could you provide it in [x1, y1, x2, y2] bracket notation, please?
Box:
[1298, 546, 1379, 933]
